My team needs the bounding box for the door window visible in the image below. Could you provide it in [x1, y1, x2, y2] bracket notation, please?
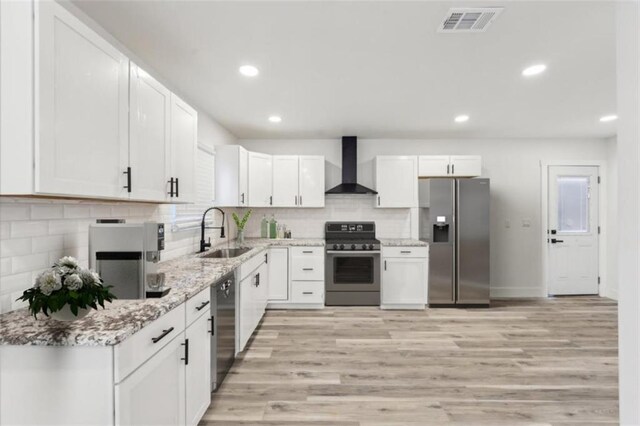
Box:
[557, 176, 590, 233]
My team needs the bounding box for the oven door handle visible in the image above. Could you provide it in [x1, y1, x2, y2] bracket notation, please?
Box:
[326, 250, 381, 254]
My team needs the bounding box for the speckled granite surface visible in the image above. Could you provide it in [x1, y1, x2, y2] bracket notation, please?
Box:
[0, 238, 323, 347]
[379, 239, 428, 247]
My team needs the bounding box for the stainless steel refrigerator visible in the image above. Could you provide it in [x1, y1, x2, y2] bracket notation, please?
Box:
[419, 178, 490, 306]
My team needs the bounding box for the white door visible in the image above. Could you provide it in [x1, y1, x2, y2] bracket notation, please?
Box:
[382, 258, 427, 304]
[418, 156, 450, 177]
[299, 156, 325, 207]
[548, 166, 599, 295]
[185, 311, 211, 426]
[449, 155, 482, 177]
[37, 1, 129, 198]
[268, 248, 289, 301]
[272, 156, 299, 207]
[170, 94, 197, 203]
[375, 156, 418, 208]
[129, 64, 171, 202]
[248, 152, 273, 207]
[115, 335, 186, 426]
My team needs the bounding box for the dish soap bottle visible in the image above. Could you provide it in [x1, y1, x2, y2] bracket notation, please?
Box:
[260, 215, 268, 239]
[269, 215, 277, 239]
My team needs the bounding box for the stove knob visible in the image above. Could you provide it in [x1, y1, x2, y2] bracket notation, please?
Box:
[361, 244, 368, 250]
[333, 244, 338, 250]
[369, 244, 374, 250]
[339, 244, 344, 250]
[351, 244, 356, 250]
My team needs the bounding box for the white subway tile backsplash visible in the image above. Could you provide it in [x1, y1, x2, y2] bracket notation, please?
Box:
[0, 238, 32, 258]
[11, 252, 50, 274]
[11, 221, 49, 238]
[1, 258, 11, 277]
[63, 205, 92, 219]
[111, 205, 130, 217]
[63, 232, 88, 249]
[31, 235, 64, 253]
[1, 272, 32, 293]
[0, 204, 30, 221]
[0, 222, 10, 239]
[30, 204, 64, 220]
[89, 205, 112, 218]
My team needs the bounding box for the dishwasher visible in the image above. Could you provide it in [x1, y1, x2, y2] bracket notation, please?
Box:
[211, 271, 236, 392]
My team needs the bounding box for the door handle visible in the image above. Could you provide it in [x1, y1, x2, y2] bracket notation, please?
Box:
[181, 339, 189, 365]
[151, 327, 174, 344]
[175, 177, 179, 198]
[447, 164, 450, 174]
[196, 300, 210, 311]
[550, 238, 564, 244]
[209, 316, 215, 336]
[241, 193, 245, 204]
[167, 177, 175, 197]
[295, 195, 298, 205]
[123, 167, 132, 193]
[299, 195, 302, 205]
[270, 195, 273, 205]
[451, 164, 455, 174]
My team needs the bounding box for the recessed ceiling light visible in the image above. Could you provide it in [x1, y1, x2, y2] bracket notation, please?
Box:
[239, 65, 259, 77]
[522, 64, 547, 77]
[599, 114, 618, 123]
[268, 115, 282, 123]
[454, 115, 469, 123]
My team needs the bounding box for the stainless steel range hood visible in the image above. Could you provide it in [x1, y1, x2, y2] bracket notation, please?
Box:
[325, 136, 377, 195]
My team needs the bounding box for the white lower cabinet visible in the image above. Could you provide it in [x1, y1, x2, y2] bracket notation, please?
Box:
[185, 309, 212, 426]
[238, 253, 269, 352]
[381, 247, 428, 309]
[268, 247, 289, 301]
[115, 335, 187, 426]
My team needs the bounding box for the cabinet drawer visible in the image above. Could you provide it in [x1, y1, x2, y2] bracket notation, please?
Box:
[186, 286, 211, 326]
[291, 281, 324, 304]
[239, 250, 267, 281]
[291, 256, 324, 281]
[114, 303, 186, 383]
[383, 247, 428, 258]
[290, 247, 324, 257]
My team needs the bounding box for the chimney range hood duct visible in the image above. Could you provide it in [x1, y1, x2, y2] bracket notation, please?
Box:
[325, 136, 377, 195]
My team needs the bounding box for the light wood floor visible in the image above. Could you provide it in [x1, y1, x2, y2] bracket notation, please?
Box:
[199, 297, 618, 425]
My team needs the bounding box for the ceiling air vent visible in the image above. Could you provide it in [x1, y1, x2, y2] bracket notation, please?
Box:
[438, 7, 504, 33]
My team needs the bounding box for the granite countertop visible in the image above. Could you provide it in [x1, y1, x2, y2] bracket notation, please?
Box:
[379, 238, 429, 247]
[0, 238, 324, 347]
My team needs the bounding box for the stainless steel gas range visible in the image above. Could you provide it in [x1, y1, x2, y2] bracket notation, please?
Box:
[325, 222, 381, 306]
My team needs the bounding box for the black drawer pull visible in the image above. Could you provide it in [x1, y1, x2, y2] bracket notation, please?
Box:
[196, 300, 210, 311]
[302, 291, 313, 295]
[151, 327, 174, 344]
[181, 339, 189, 365]
[209, 316, 215, 336]
[400, 250, 412, 254]
[302, 268, 314, 271]
[302, 250, 313, 253]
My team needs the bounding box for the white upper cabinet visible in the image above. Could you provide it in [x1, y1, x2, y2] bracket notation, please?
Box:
[418, 155, 482, 177]
[298, 156, 325, 207]
[215, 145, 248, 207]
[375, 156, 418, 208]
[272, 156, 299, 207]
[169, 94, 198, 203]
[248, 152, 273, 207]
[449, 155, 482, 177]
[129, 63, 171, 202]
[36, 1, 129, 198]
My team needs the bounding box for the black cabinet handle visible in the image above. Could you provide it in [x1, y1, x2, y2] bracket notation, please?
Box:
[168, 178, 175, 197]
[299, 195, 302, 205]
[255, 273, 260, 287]
[303, 250, 313, 254]
[196, 300, 210, 311]
[270, 195, 273, 205]
[241, 193, 245, 204]
[151, 327, 174, 344]
[400, 250, 412, 254]
[181, 339, 189, 365]
[123, 167, 132, 193]
[378, 196, 380, 206]
[265, 253, 268, 264]
[447, 164, 450, 174]
[302, 291, 313, 295]
[209, 316, 215, 335]
[452, 164, 455, 174]
[384, 260, 387, 271]
[303, 268, 314, 271]
[175, 177, 179, 198]
[295, 195, 298, 205]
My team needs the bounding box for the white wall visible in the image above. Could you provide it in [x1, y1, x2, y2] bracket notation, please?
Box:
[241, 137, 613, 298]
[605, 137, 618, 300]
[616, 2, 639, 424]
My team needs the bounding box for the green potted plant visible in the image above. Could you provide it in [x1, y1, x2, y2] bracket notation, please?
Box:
[232, 209, 252, 244]
[17, 256, 116, 321]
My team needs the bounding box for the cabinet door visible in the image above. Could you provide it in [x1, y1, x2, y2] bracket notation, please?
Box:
[129, 63, 171, 201]
[268, 248, 289, 301]
[450, 155, 482, 177]
[248, 152, 273, 207]
[299, 156, 325, 207]
[170, 94, 197, 203]
[418, 156, 451, 177]
[238, 275, 254, 352]
[272, 156, 299, 207]
[382, 258, 427, 305]
[239, 147, 248, 206]
[256, 262, 269, 316]
[115, 335, 186, 426]
[37, 1, 129, 198]
[375, 156, 418, 208]
[185, 311, 211, 426]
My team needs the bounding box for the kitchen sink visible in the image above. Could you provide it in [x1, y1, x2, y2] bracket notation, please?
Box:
[201, 248, 251, 259]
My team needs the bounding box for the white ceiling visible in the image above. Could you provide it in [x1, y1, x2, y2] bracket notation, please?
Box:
[72, 1, 617, 140]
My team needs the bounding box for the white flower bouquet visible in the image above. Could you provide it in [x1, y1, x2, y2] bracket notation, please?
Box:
[17, 256, 116, 318]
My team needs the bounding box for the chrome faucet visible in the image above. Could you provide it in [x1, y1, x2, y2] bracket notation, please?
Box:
[200, 207, 225, 253]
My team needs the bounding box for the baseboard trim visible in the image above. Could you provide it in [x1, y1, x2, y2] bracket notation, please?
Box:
[490, 287, 544, 298]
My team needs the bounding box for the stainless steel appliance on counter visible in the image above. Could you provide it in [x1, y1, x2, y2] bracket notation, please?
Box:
[211, 271, 236, 392]
[89, 221, 166, 299]
[419, 178, 490, 306]
[325, 222, 381, 306]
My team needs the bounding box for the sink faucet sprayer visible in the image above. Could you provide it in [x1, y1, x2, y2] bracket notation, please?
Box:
[200, 207, 226, 253]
